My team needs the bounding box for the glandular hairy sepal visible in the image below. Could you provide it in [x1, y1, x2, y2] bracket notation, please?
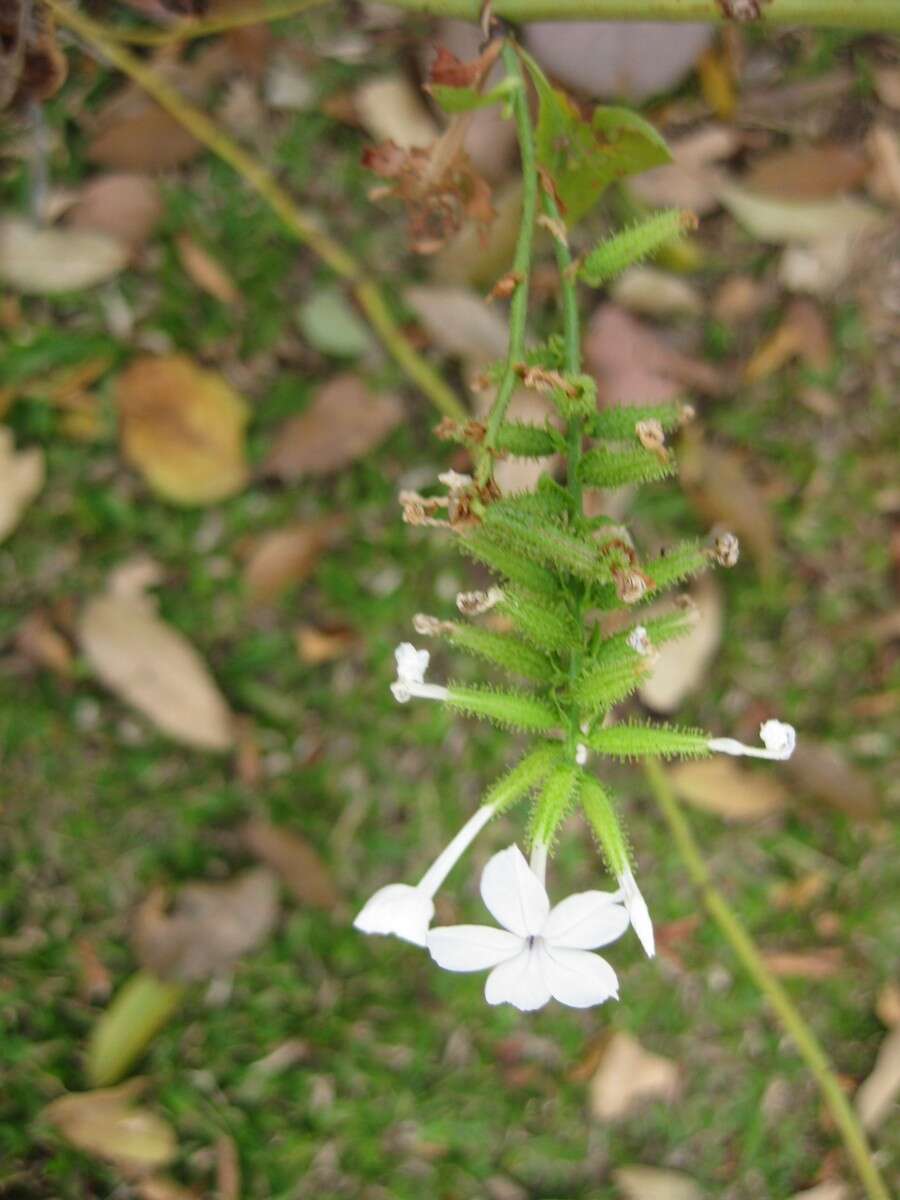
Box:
[446, 684, 560, 733]
[589, 721, 711, 760]
[580, 774, 630, 877]
[579, 209, 696, 288]
[530, 764, 581, 848]
[447, 623, 559, 684]
[485, 742, 566, 814]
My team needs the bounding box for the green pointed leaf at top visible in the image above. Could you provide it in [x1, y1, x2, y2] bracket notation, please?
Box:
[521, 49, 671, 225]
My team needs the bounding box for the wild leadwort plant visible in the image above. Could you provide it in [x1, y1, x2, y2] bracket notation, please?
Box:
[355, 34, 795, 1013]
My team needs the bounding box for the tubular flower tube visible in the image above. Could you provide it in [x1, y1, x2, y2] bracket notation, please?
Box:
[427, 845, 628, 1011]
[354, 803, 496, 947]
[614, 867, 655, 958]
[708, 719, 796, 761]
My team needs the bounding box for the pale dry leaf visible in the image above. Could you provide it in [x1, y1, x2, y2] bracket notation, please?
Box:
[761, 949, 845, 980]
[472, 386, 559, 495]
[355, 74, 439, 149]
[0, 427, 44, 543]
[117, 355, 249, 505]
[242, 515, 345, 605]
[639, 578, 722, 714]
[175, 235, 240, 305]
[743, 143, 868, 201]
[242, 820, 339, 910]
[216, 1133, 240, 1200]
[405, 284, 509, 364]
[263, 373, 402, 482]
[631, 125, 741, 215]
[295, 623, 358, 664]
[432, 179, 522, 288]
[89, 104, 203, 171]
[855, 1026, 900, 1132]
[788, 1184, 850, 1200]
[65, 173, 162, 252]
[670, 758, 786, 821]
[0, 216, 128, 294]
[779, 236, 855, 297]
[743, 298, 831, 382]
[78, 588, 234, 751]
[614, 1165, 703, 1200]
[876, 982, 900, 1029]
[43, 1081, 177, 1174]
[611, 267, 703, 319]
[718, 181, 885, 244]
[589, 1031, 680, 1122]
[265, 52, 315, 111]
[712, 276, 769, 324]
[15, 610, 73, 678]
[136, 1177, 199, 1200]
[784, 740, 879, 820]
[132, 868, 279, 982]
[873, 65, 900, 110]
[866, 124, 900, 210]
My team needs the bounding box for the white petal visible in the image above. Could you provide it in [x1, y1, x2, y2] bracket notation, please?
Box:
[539, 944, 619, 1008]
[484, 946, 551, 1011]
[395, 642, 429, 684]
[480, 844, 550, 938]
[427, 925, 523, 972]
[353, 883, 434, 947]
[619, 869, 655, 958]
[543, 891, 630, 950]
[760, 719, 796, 759]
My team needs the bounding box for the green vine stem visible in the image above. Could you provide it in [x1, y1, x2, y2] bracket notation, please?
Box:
[45, 0, 467, 423]
[644, 758, 891, 1200]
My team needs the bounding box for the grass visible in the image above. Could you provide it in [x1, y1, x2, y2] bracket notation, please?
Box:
[1, 14, 898, 1200]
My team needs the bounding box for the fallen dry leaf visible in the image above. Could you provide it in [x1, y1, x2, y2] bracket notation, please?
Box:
[866, 124, 900, 210]
[405, 284, 509, 364]
[771, 872, 828, 911]
[639, 578, 722, 714]
[43, 1081, 177, 1174]
[761, 948, 845, 980]
[784, 740, 879, 820]
[876, 982, 900, 1029]
[117, 355, 249, 505]
[614, 1165, 703, 1200]
[855, 1026, 900, 1132]
[585, 304, 721, 408]
[788, 1184, 850, 1200]
[75, 938, 113, 1003]
[15, 610, 74, 678]
[65, 173, 162, 252]
[242, 820, 339, 909]
[0, 216, 128, 294]
[744, 143, 868, 201]
[355, 73, 439, 149]
[670, 758, 786, 821]
[175, 234, 240, 305]
[611, 267, 703, 319]
[0, 427, 44, 543]
[133, 868, 279, 982]
[216, 1133, 240, 1200]
[743, 299, 831, 383]
[295, 623, 358, 664]
[136, 1177, 199, 1200]
[78, 584, 234, 751]
[631, 124, 740, 215]
[589, 1031, 680, 1122]
[873, 65, 900, 110]
[718, 181, 885, 244]
[263, 373, 402, 481]
[241, 515, 345, 605]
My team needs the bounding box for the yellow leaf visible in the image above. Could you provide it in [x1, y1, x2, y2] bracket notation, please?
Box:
[117, 355, 249, 505]
[43, 1081, 177, 1173]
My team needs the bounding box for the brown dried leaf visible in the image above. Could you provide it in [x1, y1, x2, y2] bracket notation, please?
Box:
[117, 355, 249, 505]
[355, 74, 439, 149]
[15, 610, 73, 678]
[242, 820, 339, 910]
[744, 143, 868, 201]
[589, 1031, 680, 1122]
[65, 174, 162, 252]
[788, 1184, 850, 1200]
[43, 1082, 177, 1174]
[761, 948, 845, 980]
[855, 1026, 900, 1131]
[631, 125, 740, 214]
[670, 758, 786, 822]
[88, 105, 203, 171]
[263, 374, 402, 482]
[404, 285, 509, 364]
[743, 299, 831, 382]
[78, 587, 234, 751]
[294, 623, 358, 664]
[133, 868, 279, 982]
[784, 740, 880, 820]
[639, 580, 722, 714]
[0, 427, 44, 542]
[216, 1133, 241, 1200]
[873, 66, 900, 110]
[876, 982, 900, 1029]
[614, 1165, 703, 1200]
[0, 217, 129, 294]
[75, 938, 112, 1003]
[0, 2, 66, 109]
[241, 516, 345, 606]
[136, 1178, 200, 1200]
[175, 234, 240, 305]
[866, 124, 900, 211]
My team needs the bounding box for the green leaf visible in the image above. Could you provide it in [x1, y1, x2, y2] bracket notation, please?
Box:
[447, 684, 560, 734]
[428, 76, 521, 113]
[87, 971, 185, 1087]
[644, 540, 710, 595]
[521, 50, 671, 224]
[589, 721, 711, 760]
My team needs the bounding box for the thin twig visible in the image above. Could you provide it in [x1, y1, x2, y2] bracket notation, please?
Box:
[644, 758, 891, 1200]
[105, 0, 329, 45]
[45, 0, 466, 423]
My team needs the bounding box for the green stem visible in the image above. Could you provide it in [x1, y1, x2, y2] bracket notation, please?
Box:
[644, 758, 891, 1200]
[479, 41, 539, 483]
[361, 0, 900, 32]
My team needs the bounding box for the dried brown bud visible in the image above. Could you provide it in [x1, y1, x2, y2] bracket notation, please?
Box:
[615, 570, 649, 604]
[413, 614, 456, 636]
[536, 213, 568, 245]
[635, 419, 668, 460]
[712, 532, 740, 568]
[399, 490, 448, 527]
[456, 586, 504, 616]
[487, 272, 523, 302]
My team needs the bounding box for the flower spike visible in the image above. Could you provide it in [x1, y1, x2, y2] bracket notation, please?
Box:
[708, 719, 796, 762]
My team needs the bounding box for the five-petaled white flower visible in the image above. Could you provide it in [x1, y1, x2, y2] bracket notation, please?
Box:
[426, 845, 629, 1011]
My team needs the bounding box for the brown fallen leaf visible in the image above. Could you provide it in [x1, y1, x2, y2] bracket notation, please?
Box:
[216, 1133, 240, 1200]
[295, 623, 358, 664]
[771, 872, 828, 912]
[404, 284, 509, 365]
[873, 65, 900, 110]
[78, 582, 234, 751]
[65, 174, 163, 253]
[876, 982, 900, 1029]
[855, 1026, 900, 1132]
[679, 427, 778, 583]
[669, 758, 786, 822]
[117, 355, 250, 505]
[241, 515, 345, 605]
[866, 124, 900, 210]
[15, 609, 73, 678]
[743, 299, 831, 383]
[784, 740, 880, 820]
[639, 579, 722, 714]
[355, 73, 439, 149]
[631, 124, 741, 215]
[614, 1165, 703, 1200]
[761, 948, 845, 980]
[42, 1081, 177, 1174]
[0, 217, 129, 294]
[175, 234, 240, 305]
[589, 1031, 680, 1122]
[242, 820, 339, 910]
[133, 868, 279, 982]
[263, 373, 402, 482]
[0, 427, 44, 542]
[136, 1177, 199, 1200]
[718, 181, 884, 245]
[0, 1, 66, 109]
[75, 938, 113, 1003]
[584, 304, 722, 409]
[788, 1184, 850, 1200]
[744, 143, 868, 201]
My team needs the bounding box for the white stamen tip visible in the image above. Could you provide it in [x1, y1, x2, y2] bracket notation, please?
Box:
[627, 625, 652, 657]
[708, 718, 797, 761]
[575, 743, 588, 765]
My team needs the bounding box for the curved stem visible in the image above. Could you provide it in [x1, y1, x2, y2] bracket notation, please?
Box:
[105, 0, 329, 44]
[478, 40, 538, 482]
[45, 0, 466, 423]
[644, 758, 891, 1200]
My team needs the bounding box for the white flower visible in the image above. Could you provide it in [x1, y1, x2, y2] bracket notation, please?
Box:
[708, 718, 796, 761]
[426, 845, 628, 1011]
[627, 625, 653, 657]
[354, 803, 496, 947]
[616, 867, 655, 958]
[390, 642, 449, 704]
